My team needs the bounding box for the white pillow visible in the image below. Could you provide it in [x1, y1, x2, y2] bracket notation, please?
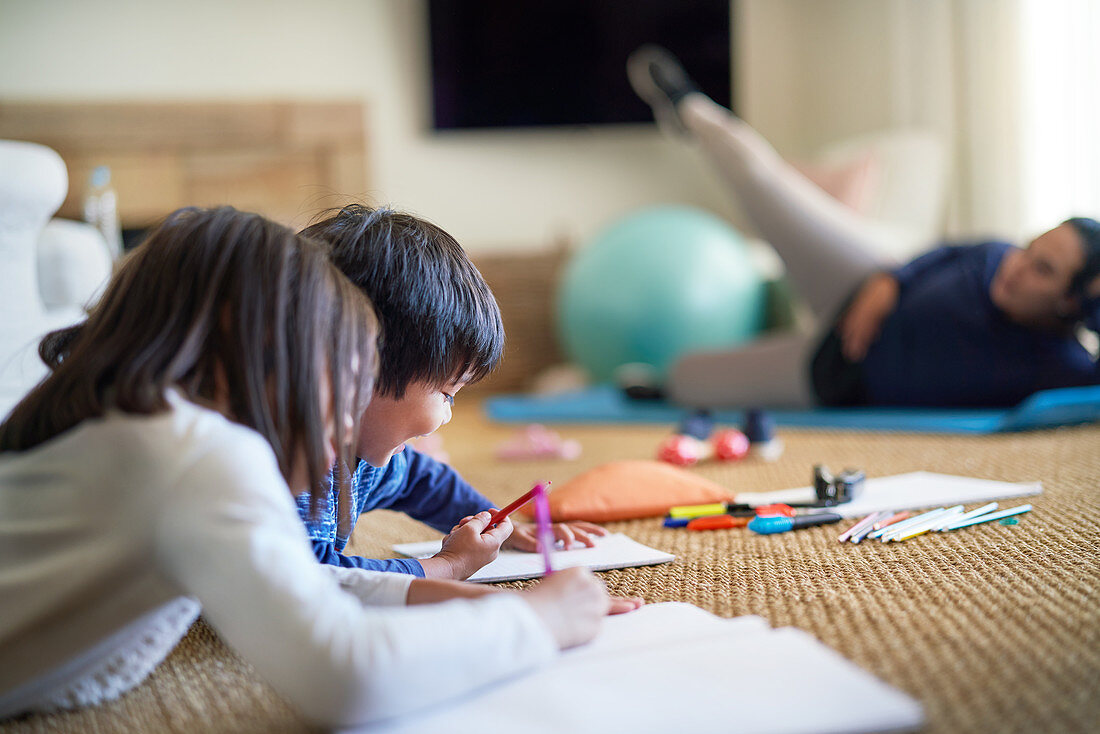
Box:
[37, 219, 113, 311]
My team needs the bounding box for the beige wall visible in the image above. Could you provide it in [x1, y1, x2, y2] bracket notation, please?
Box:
[0, 0, 899, 252]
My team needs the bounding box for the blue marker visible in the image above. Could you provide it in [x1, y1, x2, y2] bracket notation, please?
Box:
[748, 513, 843, 535]
[663, 517, 691, 528]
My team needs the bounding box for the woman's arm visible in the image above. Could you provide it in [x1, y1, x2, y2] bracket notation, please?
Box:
[837, 272, 899, 362]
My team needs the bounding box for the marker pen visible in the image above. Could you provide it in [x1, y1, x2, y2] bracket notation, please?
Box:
[748, 513, 843, 535]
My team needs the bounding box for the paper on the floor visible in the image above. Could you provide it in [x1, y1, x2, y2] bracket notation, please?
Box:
[349, 602, 924, 734]
[392, 532, 674, 583]
[736, 471, 1042, 518]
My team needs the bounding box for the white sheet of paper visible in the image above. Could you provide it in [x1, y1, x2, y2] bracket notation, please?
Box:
[735, 471, 1041, 518]
[392, 532, 675, 583]
[350, 602, 924, 734]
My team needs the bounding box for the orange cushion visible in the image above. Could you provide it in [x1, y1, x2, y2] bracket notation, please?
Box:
[518, 460, 735, 523]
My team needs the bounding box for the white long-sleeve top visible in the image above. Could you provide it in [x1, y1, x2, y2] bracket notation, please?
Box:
[0, 392, 558, 726]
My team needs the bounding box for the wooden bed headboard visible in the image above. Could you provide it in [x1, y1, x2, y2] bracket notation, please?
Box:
[0, 101, 369, 230]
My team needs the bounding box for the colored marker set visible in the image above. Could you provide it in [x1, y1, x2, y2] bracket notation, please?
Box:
[663, 501, 844, 536]
[837, 502, 1032, 544]
[662, 464, 870, 535]
[664, 498, 1033, 541]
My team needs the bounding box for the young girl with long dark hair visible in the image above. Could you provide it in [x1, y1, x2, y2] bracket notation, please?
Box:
[0, 207, 615, 727]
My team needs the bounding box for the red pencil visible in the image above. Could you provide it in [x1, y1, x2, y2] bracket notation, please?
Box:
[485, 481, 551, 530]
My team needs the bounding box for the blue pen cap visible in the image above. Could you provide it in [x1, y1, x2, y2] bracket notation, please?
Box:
[748, 515, 794, 535]
[663, 517, 691, 528]
[676, 410, 715, 440]
[743, 408, 775, 443]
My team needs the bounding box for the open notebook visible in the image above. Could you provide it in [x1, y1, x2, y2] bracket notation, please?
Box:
[351, 602, 924, 734]
[392, 532, 675, 583]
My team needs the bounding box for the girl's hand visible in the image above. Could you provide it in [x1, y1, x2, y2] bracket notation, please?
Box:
[608, 596, 645, 614]
[419, 511, 511, 580]
[503, 520, 609, 552]
[838, 273, 899, 362]
[521, 567, 611, 649]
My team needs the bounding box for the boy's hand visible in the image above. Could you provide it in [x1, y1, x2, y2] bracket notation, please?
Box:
[419, 511, 512, 580]
[503, 520, 609, 552]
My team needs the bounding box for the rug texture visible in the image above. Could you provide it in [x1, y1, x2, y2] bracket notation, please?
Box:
[4, 403, 1097, 734]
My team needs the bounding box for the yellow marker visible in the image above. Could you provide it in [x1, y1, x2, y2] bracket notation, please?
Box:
[892, 525, 935, 542]
[669, 502, 729, 520]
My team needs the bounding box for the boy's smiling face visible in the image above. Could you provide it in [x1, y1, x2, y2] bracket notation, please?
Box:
[354, 378, 466, 466]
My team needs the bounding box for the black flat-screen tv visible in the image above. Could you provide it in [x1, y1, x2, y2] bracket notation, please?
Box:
[428, 0, 733, 130]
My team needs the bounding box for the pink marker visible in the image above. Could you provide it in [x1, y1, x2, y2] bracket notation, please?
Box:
[873, 511, 911, 531]
[532, 482, 554, 575]
[838, 512, 882, 543]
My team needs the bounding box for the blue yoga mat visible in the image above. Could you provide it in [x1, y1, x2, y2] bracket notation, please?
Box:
[484, 384, 1100, 434]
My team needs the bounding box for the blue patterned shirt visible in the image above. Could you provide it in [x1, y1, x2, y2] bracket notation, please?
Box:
[296, 446, 494, 576]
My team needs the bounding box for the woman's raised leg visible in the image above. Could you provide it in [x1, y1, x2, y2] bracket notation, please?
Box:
[629, 46, 897, 321]
[680, 95, 894, 320]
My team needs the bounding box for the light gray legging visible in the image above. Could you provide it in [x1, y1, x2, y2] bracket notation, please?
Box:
[667, 95, 900, 408]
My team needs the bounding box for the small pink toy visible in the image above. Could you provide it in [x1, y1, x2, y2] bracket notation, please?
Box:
[657, 434, 704, 466]
[656, 412, 753, 467]
[712, 429, 750, 461]
[496, 424, 582, 461]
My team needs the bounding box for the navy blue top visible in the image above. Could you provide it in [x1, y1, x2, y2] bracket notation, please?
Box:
[296, 446, 494, 576]
[860, 242, 1100, 406]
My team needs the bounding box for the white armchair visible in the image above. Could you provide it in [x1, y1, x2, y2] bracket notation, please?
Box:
[0, 140, 111, 419]
[809, 128, 949, 261]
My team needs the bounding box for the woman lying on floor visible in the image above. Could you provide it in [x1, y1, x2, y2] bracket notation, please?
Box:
[628, 46, 1100, 409]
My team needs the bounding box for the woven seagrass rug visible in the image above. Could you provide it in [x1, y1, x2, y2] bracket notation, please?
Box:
[5, 402, 1098, 734]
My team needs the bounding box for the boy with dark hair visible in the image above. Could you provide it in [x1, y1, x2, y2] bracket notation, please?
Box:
[296, 204, 607, 579]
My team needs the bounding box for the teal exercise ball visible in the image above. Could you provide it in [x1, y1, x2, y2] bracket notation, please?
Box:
[557, 206, 765, 382]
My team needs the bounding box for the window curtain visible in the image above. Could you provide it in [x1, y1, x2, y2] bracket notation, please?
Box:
[888, 0, 1100, 240]
[1019, 0, 1100, 235]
